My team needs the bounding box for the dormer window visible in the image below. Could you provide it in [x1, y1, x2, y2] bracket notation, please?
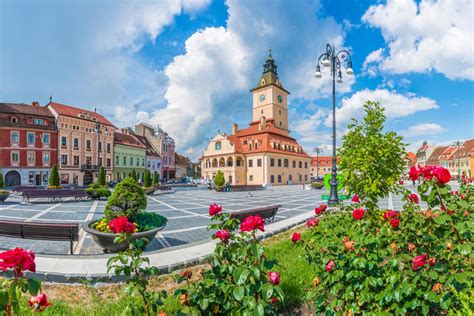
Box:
[33, 118, 45, 125]
[10, 117, 18, 123]
[215, 141, 221, 151]
[261, 79, 265, 85]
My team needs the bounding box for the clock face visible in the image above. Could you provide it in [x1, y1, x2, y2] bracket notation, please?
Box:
[259, 94, 265, 102]
[277, 95, 283, 103]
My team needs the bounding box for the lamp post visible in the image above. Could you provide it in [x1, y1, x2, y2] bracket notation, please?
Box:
[454, 140, 462, 180]
[314, 44, 354, 206]
[94, 123, 100, 179]
[313, 147, 322, 180]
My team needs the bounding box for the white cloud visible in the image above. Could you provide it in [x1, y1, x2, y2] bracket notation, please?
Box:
[328, 88, 438, 126]
[401, 123, 446, 138]
[363, 48, 384, 77]
[148, 0, 352, 155]
[362, 0, 474, 80]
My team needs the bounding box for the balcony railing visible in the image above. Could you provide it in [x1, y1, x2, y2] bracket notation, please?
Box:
[80, 164, 99, 172]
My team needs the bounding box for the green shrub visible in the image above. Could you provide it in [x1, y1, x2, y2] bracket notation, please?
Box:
[49, 165, 60, 187]
[130, 169, 137, 182]
[131, 212, 167, 232]
[98, 167, 106, 186]
[0, 173, 4, 188]
[143, 169, 152, 188]
[153, 171, 159, 185]
[297, 166, 473, 314]
[85, 187, 111, 199]
[105, 177, 147, 218]
[311, 182, 323, 189]
[213, 170, 225, 187]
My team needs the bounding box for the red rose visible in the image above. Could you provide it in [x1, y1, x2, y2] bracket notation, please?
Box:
[315, 204, 327, 215]
[409, 166, 420, 181]
[0, 248, 36, 276]
[352, 208, 364, 220]
[428, 257, 436, 267]
[399, 180, 404, 185]
[409, 193, 419, 204]
[28, 293, 52, 312]
[108, 216, 135, 234]
[270, 297, 278, 304]
[215, 230, 230, 242]
[291, 232, 301, 243]
[433, 166, 451, 185]
[383, 210, 398, 221]
[412, 254, 427, 270]
[351, 195, 360, 203]
[267, 271, 280, 285]
[325, 259, 335, 272]
[209, 203, 222, 216]
[421, 165, 435, 180]
[240, 215, 265, 232]
[306, 218, 319, 228]
[390, 218, 400, 228]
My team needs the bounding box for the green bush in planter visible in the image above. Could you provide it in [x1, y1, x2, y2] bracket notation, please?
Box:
[143, 169, 152, 188]
[98, 167, 106, 186]
[48, 165, 60, 188]
[311, 182, 323, 189]
[213, 170, 225, 188]
[130, 211, 167, 232]
[153, 171, 159, 185]
[85, 182, 111, 199]
[105, 177, 147, 218]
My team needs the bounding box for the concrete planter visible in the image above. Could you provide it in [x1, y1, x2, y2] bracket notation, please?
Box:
[143, 187, 156, 195]
[82, 220, 166, 253]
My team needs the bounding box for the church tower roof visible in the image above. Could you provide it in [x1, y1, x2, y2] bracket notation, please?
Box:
[250, 49, 290, 94]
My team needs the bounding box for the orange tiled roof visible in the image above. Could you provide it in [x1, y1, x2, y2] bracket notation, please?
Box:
[48, 102, 115, 127]
[114, 131, 146, 149]
[459, 139, 474, 158]
[310, 156, 338, 167]
[426, 146, 448, 165]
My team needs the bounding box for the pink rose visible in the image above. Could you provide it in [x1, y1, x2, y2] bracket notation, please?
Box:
[351, 195, 360, 203]
[433, 167, 451, 185]
[28, 293, 52, 312]
[215, 230, 230, 242]
[108, 216, 135, 234]
[390, 218, 400, 228]
[306, 218, 319, 228]
[291, 232, 301, 243]
[412, 254, 427, 270]
[325, 259, 335, 272]
[209, 203, 222, 216]
[352, 208, 364, 220]
[383, 210, 398, 221]
[0, 248, 36, 277]
[240, 215, 265, 232]
[267, 271, 280, 285]
[409, 193, 419, 204]
[315, 204, 327, 215]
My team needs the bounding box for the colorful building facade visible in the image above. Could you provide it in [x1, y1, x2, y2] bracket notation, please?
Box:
[113, 129, 147, 183]
[47, 102, 115, 185]
[0, 102, 58, 186]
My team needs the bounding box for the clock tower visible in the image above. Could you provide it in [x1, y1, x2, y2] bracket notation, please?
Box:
[251, 50, 290, 132]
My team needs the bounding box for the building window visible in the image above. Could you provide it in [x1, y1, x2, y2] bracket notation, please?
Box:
[115, 156, 119, 165]
[11, 131, 19, 145]
[11, 117, 18, 123]
[74, 156, 79, 166]
[299, 161, 302, 168]
[289, 175, 293, 182]
[42, 133, 50, 145]
[215, 142, 221, 150]
[305, 175, 308, 181]
[26, 152, 34, 165]
[123, 156, 127, 166]
[257, 159, 262, 167]
[73, 138, 79, 149]
[98, 157, 102, 166]
[43, 152, 50, 164]
[299, 174, 302, 181]
[284, 159, 289, 168]
[249, 175, 253, 181]
[142, 159, 144, 166]
[86, 140, 91, 150]
[130, 157, 133, 166]
[249, 159, 253, 167]
[148, 161, 151, 168]
[27, 132, 35, 145]
[11, 151, 19, 164]
[107, 158, 111, 167]
[270, 158, 274, 167]
[60, 174, 69, 185]
[33, 118, 44, 125]
[136, 158, 139, 166]
[277, 175, 282, 183]
[107, 143, 111, 153]
[292, 160, 296, 168]
[305, 162, 308, 168]
[86, 156, 91, 165]
[270, 175, 275, 183]
[61, 136, 67, 148]
[61, 155, 68, 165]
[98, 142, 102, 152]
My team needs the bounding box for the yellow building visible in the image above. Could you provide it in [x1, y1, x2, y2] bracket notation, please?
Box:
[201, 52, 311, 186]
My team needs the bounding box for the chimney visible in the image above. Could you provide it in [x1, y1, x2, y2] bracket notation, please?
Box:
[31, 101, 40, 107]
[232, 123, 238, 135]
[259, 116, 266, 131]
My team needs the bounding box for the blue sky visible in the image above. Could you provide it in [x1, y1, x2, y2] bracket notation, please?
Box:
[1, 0, 473, 159]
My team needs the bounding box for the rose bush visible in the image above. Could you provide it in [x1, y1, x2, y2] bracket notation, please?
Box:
[176, 203, 284, 315]
[295, 165, 473, 314]
[0, 248, 51, 315]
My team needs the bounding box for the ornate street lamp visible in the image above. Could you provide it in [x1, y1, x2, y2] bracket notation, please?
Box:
[314, 44, 354, 206]
[313, 147, 322, 180]
[453, 140, 462, 180]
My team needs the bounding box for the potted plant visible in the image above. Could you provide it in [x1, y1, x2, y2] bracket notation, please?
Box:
[311, 181, 324, 189]
[213, 170, 226, 192]
[0, 173, 9, 202]
[142, 169, 155, 195]
[47, 165, 62, 189]
[83, 177, 167, 252]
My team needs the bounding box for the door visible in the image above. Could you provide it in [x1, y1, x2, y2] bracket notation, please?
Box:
[35, 174, 41, 186]
[83, 172, 93, 185]
[5, 170, 21, 187]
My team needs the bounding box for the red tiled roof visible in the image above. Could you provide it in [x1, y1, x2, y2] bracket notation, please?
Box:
[310, 156, 338, 167]
[426, 146, 448, 165]
[0, 103, 54, 117]
[47, 102, 115, 127]
[114, 132, 146, 149]
[459, 139, 474, 158]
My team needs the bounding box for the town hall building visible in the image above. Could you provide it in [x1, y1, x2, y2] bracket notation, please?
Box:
[201, 52, 311, 186]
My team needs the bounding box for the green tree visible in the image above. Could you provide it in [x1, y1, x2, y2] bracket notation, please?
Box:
[152, 171, 159, 185]
[213, 170, 225, 187]
[0, 173, 4, 188]
[143, 169, 152, 188]
[129, 169, 137, 182]
[105, 177, 147, 218]
[338, 101, 406, 210]
[98, 167, 106, 186]
[48, 165, 60, 187]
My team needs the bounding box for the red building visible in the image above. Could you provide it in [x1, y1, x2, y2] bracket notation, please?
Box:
[0, 102, 58, 186]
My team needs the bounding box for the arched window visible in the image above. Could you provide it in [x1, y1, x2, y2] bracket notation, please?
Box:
[227, 157, 233, 167]
[206, 159, 210, 168]
[299, 161, 302, 168]
[277, 175, 282, 183]
[284, 159, 289, 167]
[215, 142, 221, 150]
[270, 175, 275, 183]
[236, 157, 244, 167]
[292, 160, 296, 168]
[219, 158, 225, 167]
[212, 158, 218, 168]
[288, 175, 292, 181]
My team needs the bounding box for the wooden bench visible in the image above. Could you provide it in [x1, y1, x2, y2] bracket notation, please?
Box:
[230, 185, 265, 192]
[229, 204, 282, 223]
[0, 220, 79, 254]
[13, 186, 44, 193]
[22, 189, 88, 202]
